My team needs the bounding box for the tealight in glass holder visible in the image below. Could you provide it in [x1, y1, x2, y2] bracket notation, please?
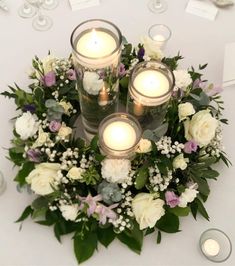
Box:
[148, 24, 171, 50]
[0, 171, 6, 196]
[71, 19, 122, 141]
[199, 228, 232, 263]
[99, 113, 142, 159]
[127, 60, 175, 131]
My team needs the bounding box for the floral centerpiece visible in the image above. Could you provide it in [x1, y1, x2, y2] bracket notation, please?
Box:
[1, 37, 230, 264]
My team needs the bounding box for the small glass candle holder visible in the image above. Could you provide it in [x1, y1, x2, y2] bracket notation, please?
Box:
[199, 228, 232, 263]
[99, 113, 142, 158]
[0, 171, 6, 195]
[127, 60, 174, 131]
[148, 24, 171, 50]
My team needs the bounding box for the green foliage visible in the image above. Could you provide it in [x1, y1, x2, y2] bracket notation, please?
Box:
[97, 226, 116, 248]
[156, 231, 161, 244]
[14, 162, 35, 187]
[135, 167, 149, 190]
[168, 207, 190, 217]
[15, 206, 33, 223]
[162, 53, 183, 71]
[156, 212, 180, 233]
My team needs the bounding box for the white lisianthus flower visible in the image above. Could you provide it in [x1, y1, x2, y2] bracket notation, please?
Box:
[67, 167, 85, 180]
[178, 185, 199, 208]
[26, 163, 60, 195]
[15, 112, 39, 140]
[173, 69, 192, 90]
[173, 154, 189, 170]
[132, 193, 165, 230]
[178, 102, 195, 122]
[60, 204, 79, 221]
[141, 36, 164, 60]
[83, 71, 104, 95]
[184, 110, 218, 147]
[58, 124, 72, 139]
[42, 55, 57, 74]
[32, 127, 50, 148]
[136, 139, 152, 153]
[59, 100, 73, 115]
[101, 159, 131, 183]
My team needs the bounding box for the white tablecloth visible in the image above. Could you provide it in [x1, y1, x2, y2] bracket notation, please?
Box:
[0, 1, 235, 265]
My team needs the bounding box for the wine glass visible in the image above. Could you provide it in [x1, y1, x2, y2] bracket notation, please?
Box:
[18, 2, 36, 18]
[148, 0, 168, 14]
[32, 10, 53, 31]
[42, 0, 59, 10]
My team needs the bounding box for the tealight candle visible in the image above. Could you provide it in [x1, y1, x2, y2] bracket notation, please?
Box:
[99, 113, 142, 158]
[148, 24, 171, 49]
[203, 239, 220, 257]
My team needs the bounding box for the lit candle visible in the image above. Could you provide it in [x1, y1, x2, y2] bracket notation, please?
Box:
[133, 69, 170, 98]
[133, 101, 144, 116]
[203, 239, 220, 257]
[98, 86, 109, 106]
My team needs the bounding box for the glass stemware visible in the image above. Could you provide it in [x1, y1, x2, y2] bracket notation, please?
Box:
[32, 11, 53, 31]
[42, 0, 59, 10]
[18, 2, 36, 18]
[148, 0, 168, 14]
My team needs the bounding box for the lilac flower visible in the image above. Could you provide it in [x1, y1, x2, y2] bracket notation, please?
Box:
[184, 140, 198, 154]
[165, 191, 180, 208]
[26, 149, 42, 163]
[172, 88, 184, 98]
[49, 120, 61, 132]
[82, 194, 102, 216]
[204, 85, 223, 96]
[97, 69, 106, 80]
[42, 71, 56, 87]
[23, 104, 36, 113]
[137, 47, 145, 60]
[95, 203, 118, 224]
[118, 63, 126, 77]
[67, 69, 76, 81]
[193, 79, 206, 89]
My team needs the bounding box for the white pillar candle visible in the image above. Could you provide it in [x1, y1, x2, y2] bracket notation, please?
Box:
[203, 239, 220, 257]
[102, 121, 137, 150]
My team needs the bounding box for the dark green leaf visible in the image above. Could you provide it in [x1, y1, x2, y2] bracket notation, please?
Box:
[168, 207, 190, 217]
[32, 197, 48, 210]
[15, 206, 33, 223]
[145, 227, 155, 236]
[156, 212, 180, 233]
[14, 162, 35, 186]
[97, 226, 116, 248]
[90, 135, 99, 152]
[135, 167, 149, 190]
[190, 201, 198, 220]
[156, 231, 161, 244]
[34, 87, 44, 104]
[194, 198, 209, 221]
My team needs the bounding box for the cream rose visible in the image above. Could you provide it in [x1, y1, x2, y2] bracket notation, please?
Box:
[184, 110, 218, 147]
[178, 186, 198, 208]
[60, 204, 79, 221]
[140, 36, 164, 60]
[136, 139, 152, 153]
[15, 112, 39, 140]
[132, 193, 165, 230]
[173, 154, 189, 170]
[58, 124, 72, 139]
[32, 127, 50, 148]
[83, 71, 104, 95]
[178, 102, 195, 122]
[59, 101, 73, 115]
[67, 167, 85, 180]
[26, 163, 60, 195]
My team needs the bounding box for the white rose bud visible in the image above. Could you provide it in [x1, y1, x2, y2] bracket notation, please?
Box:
[178, 102, 195, 122]
[15, 112, 39, 140]
[67, 167, 85, 180]
[173, 154, 189, 170]
[42, 55, 57, 74]
[173, 69, 192, 90]
[136, 138, 152, 153]
[60, 204, 79, 221]
[184, 110, 218, 147]
[26, 163, 60, 195]
[83, 71, 104, 95]
[58, 125, 72, 139]
[132, 193, 165, 230]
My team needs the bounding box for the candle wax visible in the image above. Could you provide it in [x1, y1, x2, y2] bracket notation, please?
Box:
[103, 121, 137, 150]
[76, 29, 117, 58]
[133, 70, 170, 97]
[203, 239, 220, 257]
[153, 34, 165, 42]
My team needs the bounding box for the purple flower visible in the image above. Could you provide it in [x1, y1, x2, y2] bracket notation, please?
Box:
[172, 88, 184, 98]
[67, 69, 76, 80]
[204, 85, 223, 96]
[184, 140, 198, 154]
[27, 149, 42, 163]
[49, 120, 61, 132]
[23, 104, 36, 113]
[82, 194, 102, 216]
[165, 191, 180, 208]
[119, 63, 126, 77]
[95, 203, 118, 224]
[137, 47, 145, 60]
[42, 71, 56, 87]
[193, 79, 206, 89]
[97, 69, 106, 80]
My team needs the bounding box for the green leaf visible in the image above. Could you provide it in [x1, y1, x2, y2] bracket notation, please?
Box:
[97, 226, 116, 248]
[168, 207, 190, 217]
[190, 172, 210, 197]
[156, 231, 161, 244]
[201, 169, 219, 179]
[32, 197, 48, 210]
[15, 206, 33, 223]
[190, 201, 198, 220]
[9, 147, 25, 166]
[90, 135, 99, 152]
[119, 76, 129, 88]
[34, 87, 44, 104]
[156, 212, 180, 233]
[14, 162, 35, 186]
[135, 167, 149, 190]
[145, 227, 155, 236]
[194, 198, 210, 221]
[32, 207, 47, 219]
[74, 231, 98, 264]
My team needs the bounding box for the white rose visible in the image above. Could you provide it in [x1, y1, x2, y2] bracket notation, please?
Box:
[15, 112, 39, 140]
[101, 159, 131, 183]
[42, 55, 57, 74]
[60, 204, 79, 221]
[32, 127, 50, 148]
[173, 154, 189, 170]
[67, 167, 85, 180]
[141, 36, 164, 60]
[178, 102, 195, 122]
[83, 71, 104, 95]
[132, 193, 165, 230]
[184, 110, 218, 147]
[173, 69, 192, 90]
[58, 124, 72, 139]
[59, 101, 73, 115]
[136, 139, 152, 153]
[26, 163, 60, 195]
[178, 186, 198, 208]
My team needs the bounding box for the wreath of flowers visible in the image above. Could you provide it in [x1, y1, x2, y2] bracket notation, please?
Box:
[1, 37, 231, 264]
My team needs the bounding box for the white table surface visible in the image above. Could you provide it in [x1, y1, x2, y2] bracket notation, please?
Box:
[0, 1, 235, 265]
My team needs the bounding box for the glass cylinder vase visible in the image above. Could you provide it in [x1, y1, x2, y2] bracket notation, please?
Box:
[70, 19, 122, 140]
[127, 60, 175, 130]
